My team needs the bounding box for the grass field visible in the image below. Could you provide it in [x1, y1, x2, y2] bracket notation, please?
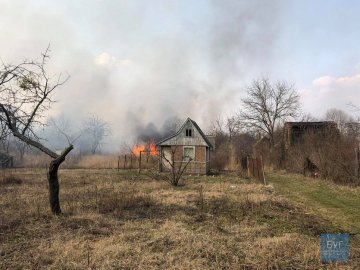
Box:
[267, 172, 360, 234]
[0, 168, 359, 269]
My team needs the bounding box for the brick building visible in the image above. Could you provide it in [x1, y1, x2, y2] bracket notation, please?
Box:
[283, 121, 338, 150]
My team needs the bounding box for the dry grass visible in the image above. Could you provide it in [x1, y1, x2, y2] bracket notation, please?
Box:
[21, 154, 157, 170]
[22, 154, 52, 168]
[0, 168, 359, 269]
[0, 173, 23, 186]
[76, 154, 120, 169]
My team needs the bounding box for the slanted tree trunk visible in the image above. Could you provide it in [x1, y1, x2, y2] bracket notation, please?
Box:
[47, 145, 73, 215]
[0, 48, 74, 215]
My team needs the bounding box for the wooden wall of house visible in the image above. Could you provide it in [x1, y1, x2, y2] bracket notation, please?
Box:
[160, 121, 209, 147]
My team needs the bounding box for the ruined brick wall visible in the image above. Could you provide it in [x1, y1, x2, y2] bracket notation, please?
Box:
[283, 122, 339, 150]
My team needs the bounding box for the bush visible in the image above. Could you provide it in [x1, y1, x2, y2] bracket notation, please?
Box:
[285, 131, 359, 184]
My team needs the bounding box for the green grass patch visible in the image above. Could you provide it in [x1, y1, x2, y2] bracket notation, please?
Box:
[267, 172, 360, 234]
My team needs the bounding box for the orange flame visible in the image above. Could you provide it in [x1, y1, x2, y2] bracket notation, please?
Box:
[149, 143, 158, 156]
[132, 143, 158, 157]
[132, 144, 145, 157]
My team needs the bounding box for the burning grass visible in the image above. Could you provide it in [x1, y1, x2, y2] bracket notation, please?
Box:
[0, 168, 359, 269]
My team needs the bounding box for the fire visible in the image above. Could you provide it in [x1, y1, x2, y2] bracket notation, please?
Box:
[149, 143, 157, 155]
[132, 143, 158, 157]
[132, 144, 145, 157]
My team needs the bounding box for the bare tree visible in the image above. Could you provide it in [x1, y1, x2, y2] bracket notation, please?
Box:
[160, 145, 192, 186]
[49, 115, 83, 147]
[0, 122, 10, 152]
[211, 114, 241, 142]
[0, 47, 72, 214]
[240, 78, 300, 145]
[83, 114, 110, 154]
[324, 108, 354, 134]
[226, 115, 242, 141]
[13, 137, 29, 165]
[211, 114, 225, 136]
[298, 113, 317, 122]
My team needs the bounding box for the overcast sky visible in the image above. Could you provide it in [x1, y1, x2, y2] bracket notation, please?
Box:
[1, 0, 360, 147]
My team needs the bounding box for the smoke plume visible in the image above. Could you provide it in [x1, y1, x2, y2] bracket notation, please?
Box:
[0, 0, 285, 151]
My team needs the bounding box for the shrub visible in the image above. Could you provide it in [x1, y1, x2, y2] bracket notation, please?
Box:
[285, 130, 360, 184]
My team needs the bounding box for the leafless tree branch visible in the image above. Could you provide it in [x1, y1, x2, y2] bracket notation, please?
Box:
[239, 78, 300, 145]
[0, 47, 73, 214]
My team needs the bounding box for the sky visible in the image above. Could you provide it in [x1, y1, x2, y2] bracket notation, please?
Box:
[1, 0, 360, 149]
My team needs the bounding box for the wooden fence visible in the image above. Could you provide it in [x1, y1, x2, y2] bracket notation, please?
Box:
[247, 157, 266, 184]
[117, 152, 158, 171]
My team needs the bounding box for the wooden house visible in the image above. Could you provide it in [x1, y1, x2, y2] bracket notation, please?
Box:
[156, 118, 214, 174]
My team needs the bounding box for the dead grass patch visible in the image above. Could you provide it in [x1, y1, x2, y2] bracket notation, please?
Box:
[244, 233, 319, 269]
[0, 175, 23, 186]
[96, 190, 155, 216]
[0, 168, 359, 269]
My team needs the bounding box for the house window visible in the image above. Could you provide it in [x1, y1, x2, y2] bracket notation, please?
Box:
[183, 146, 195, 161]
[185, 129, 192, 137]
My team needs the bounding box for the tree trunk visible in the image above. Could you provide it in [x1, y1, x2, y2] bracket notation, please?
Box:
[47, 145, 73, 215]
[47, 159, 63, 214]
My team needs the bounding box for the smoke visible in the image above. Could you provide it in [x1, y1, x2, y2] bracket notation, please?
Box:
[0, 0, 285, 152]
[209, 0, 282, 82]
[134, 116, 185, 143]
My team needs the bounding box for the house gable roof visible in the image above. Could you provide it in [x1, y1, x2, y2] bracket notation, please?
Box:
[156, 117, 213, 149]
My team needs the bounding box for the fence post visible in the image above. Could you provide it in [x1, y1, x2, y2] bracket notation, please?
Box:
[260, 156, 266, 185]
[117, 156, 120, 172]
[247, 156, 250, 178]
